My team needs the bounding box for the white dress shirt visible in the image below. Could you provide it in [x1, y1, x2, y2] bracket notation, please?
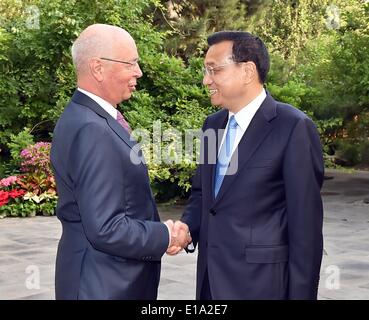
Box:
[78, 88, 118, 120]
[218, 88, 267, 156]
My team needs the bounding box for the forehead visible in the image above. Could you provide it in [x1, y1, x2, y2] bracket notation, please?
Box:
[204, 41, 233, 65]
[114, 35, 138, 56]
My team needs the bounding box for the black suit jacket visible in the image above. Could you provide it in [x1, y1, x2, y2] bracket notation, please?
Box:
[182, 93, 324, 299]
[51, 90, 169, 299]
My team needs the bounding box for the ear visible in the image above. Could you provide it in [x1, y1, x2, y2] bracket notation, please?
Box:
[242, 61, 257, 85]
[89, 58, 104, 82]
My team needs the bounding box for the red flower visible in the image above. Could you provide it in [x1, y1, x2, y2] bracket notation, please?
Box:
[0, 200, 8, 206]
[8, 189, 27, 199]
[0, 190, 9, 206]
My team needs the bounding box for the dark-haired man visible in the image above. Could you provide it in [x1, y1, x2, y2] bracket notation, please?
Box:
[179, 31, 324, 300]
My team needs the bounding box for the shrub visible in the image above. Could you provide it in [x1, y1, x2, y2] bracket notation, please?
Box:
[20, 142, 52, 176]
[335, 140, 361, 166]
[0, 141, 56, 218]
[359, 140, 369, 165]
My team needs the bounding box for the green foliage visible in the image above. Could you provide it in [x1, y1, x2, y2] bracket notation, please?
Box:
[0, 140, 57, 218]
[359, 140, 369, 165]
[7, 128, 34, 168]
[0, 0, 215, 201]
[0, 197, 57, 218]
[257, 1, 369, 169]
[127, 55, 213, 197]
[247, 0, 331, 62]
[266, 81, 310, 110]
[0, 201, 38, 218]
[1, 0, 369, 205]
[335, 139, 361, 166]
[153, 0, 248, 60]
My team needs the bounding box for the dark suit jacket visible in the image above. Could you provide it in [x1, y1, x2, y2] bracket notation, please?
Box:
[51, 90, 169, 299]
[182, 93, 324, 300]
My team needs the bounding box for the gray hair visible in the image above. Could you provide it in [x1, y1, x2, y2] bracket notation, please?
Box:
[71, 24, 125, 74]
[71, 35, 113, 74]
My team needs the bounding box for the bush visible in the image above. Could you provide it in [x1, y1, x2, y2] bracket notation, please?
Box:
[1, 0, 368, 203]
[359, 140, 369, 165]
[19, 141, 52, 176]
[0, 0, 213, 200]
[6, 128, 34, 174]
[0, 141, 56, 218]
[335, 140, 361, 167]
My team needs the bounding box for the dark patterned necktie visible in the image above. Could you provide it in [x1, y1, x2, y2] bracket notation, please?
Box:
[116, 110, 132, 134]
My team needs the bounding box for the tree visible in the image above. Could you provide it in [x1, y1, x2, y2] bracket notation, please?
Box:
[0, 0, 215, 198]
[245, 0, 333, 62]
[153, 0, 248, 60]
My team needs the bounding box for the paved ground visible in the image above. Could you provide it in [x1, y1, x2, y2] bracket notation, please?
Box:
[0, 169, 368, 300]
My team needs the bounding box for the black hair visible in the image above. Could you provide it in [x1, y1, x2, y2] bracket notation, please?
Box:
[207, 31, 270, 83]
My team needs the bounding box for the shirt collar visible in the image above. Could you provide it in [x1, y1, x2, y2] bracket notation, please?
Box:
[77, 88, 118, 120]
[229, 88, 267, 131]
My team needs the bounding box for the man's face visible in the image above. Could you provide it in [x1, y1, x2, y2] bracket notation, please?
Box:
[102, 39, 142, 105]
[203, 41, 247, 111]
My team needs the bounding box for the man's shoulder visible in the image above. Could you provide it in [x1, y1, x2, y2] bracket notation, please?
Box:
[204, 108, 227, 126]
[54, 96, 107, 135]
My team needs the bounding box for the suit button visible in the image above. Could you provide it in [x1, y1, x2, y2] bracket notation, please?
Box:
[210, 209, 216, 215]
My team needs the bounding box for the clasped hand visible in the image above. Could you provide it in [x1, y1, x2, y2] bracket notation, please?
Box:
[164, 220, 192, 255]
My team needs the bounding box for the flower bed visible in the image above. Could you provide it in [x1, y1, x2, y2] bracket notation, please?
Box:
[0, 142, 57, 218]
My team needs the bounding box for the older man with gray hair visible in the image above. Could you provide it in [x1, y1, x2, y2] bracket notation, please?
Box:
[51, 24, 190, 300]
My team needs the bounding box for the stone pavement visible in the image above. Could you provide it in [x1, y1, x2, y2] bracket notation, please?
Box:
[0, 169, 368, 300]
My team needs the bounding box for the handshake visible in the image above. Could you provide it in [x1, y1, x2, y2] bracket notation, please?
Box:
[164, 220, 192, 255]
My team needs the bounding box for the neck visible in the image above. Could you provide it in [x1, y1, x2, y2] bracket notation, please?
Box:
[228, 84, 264, 114]
[77, 79, 117, 108]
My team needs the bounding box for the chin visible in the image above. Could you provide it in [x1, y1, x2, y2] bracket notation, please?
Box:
[122, 93, 132, 101]
[210, 96, 220, 106]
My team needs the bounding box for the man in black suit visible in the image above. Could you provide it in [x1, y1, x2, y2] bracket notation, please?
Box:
[51, 24, 189, 299]
[177, 31, 324, 300]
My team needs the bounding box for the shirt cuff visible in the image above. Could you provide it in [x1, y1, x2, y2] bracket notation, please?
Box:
[187, 232, 194, 250]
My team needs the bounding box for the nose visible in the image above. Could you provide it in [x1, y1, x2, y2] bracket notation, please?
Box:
[203, 73, 213, 86]
[134, 63, 143, 78]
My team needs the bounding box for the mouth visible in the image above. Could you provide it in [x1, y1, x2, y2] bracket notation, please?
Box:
[128, 84, 137, 92]
[209, 89, 218, 96]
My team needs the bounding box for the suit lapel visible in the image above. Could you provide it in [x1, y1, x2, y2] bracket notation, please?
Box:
[212, 94, 277, 206]
[71, 90, 140, 155]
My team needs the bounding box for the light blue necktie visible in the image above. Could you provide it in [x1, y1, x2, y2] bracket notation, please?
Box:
[214, 115, 238, 197]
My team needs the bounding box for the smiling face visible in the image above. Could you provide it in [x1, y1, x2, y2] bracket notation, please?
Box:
[203, 41, 249, 112]
[100, 36, 142, 105]
[75, 25, 143, 106]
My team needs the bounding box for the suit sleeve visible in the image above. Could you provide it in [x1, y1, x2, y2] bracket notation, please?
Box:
[69, 122, 169, 261]
[283, 117, 324, 299]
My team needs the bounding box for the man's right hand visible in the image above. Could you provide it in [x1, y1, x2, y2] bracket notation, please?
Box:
[164, 220, 192, 255]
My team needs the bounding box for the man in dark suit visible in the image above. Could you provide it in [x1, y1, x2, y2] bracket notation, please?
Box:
[177, 31, 324, 299]
[50, 24, 188, 299]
